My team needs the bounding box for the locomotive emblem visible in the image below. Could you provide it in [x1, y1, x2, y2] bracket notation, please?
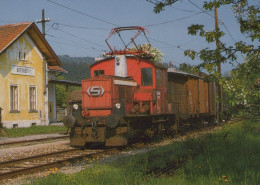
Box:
[87, 86, 104, 97]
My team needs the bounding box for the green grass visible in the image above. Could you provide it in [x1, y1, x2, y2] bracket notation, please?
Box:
[0, 125, 67, 137]
[29, 119, 260, 185]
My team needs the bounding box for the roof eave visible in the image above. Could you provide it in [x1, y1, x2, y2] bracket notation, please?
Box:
[29, 23, 62, 66]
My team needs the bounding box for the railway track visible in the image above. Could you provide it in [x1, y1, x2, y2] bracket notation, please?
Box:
[146, 155, 189, 177]
[0, 139, 149, 182]
[0, 126, 217, 182]
[0, 135, 69, 148]
[145, 150, 200, 177]
[0, 146, 120, 181]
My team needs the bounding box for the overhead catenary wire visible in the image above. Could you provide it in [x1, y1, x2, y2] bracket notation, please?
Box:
[147, 36, 185, 51]
[46, 0, 119, 26]
[160, 37, 201, 49]
[53, 22, 109, 30]
[51, 24, 107, 49]
[146, 0, 203, 13]
[46, 0, 192, 51]
[144, 12, 203, 27]
[47, 39, 102, 51]
[46, 34, 104, 52]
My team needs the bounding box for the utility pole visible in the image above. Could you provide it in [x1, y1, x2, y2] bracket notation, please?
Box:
[214, 6, 223, 123]
[36, 9, 50, 38]
[36, 9, 50, 125]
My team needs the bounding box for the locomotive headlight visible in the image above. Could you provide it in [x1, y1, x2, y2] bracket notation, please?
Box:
[73, 104, 79, 110]
[115, 103, 121, 109]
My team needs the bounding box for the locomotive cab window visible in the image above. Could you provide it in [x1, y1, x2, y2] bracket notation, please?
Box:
[141, 68, 153, 86]
[94, 70, 104, 76]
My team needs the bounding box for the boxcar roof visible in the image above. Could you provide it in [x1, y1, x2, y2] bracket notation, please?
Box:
[167, 68, 201, 78]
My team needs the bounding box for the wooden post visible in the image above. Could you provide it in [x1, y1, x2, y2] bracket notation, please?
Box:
[36, 9, 50, 38]
[0, 107, 2, 125]
[66, 85, 69, 115]
[215, 6, 223, 123]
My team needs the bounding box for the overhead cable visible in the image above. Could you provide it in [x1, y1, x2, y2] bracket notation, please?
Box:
[144, 12, 203, 27]
[187, 0, 236, 43]
[46, 0, 191, 52]
[51, 24, 107, 49]
[46, 0, 118, 26]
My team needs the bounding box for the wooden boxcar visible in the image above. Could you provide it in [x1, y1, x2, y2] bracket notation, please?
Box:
[167, 68, 216, 120]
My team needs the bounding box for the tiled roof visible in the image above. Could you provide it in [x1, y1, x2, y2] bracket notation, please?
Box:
[0, 22, 32, 53]
[48, 66, 67, 73]
[0, 22, 62, 66]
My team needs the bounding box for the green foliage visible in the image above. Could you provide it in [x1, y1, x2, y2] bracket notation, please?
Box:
[152, 0, 259, 60]
[179, 62, 201, 73]
[185, 0, 259, 62]
[56, 76, 67, 108]
[222, 54, 260, 118]
[58, 55, 95, 83]
[56, 55, 94, 107]
[31, 119, 260, 185]
[128, 43, 164, 63]
[149, 0, 180, 14]
[0, 125, 67, 137]
[151, 0, 260, 118]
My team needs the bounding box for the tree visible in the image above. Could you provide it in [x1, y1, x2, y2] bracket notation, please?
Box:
[150, 0, 259, 66]
[149, 0, 260, 117]
[178, 63, 201, 73]
[56, 76, 67, 108]
[223, 54, 260, 118]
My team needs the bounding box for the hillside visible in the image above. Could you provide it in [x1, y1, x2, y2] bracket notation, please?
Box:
[58, 55, 95, 82]
[57, 55, 171, 83]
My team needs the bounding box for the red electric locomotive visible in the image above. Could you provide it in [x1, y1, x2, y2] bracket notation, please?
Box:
[63, 27, 216, 147]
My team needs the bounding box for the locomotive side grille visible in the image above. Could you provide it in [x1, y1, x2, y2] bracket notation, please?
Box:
[119, 86, 125, 100]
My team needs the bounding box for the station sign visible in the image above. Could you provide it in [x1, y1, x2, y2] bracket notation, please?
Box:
[11, 65, 35, 76]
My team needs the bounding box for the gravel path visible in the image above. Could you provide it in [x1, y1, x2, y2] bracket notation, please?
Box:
[0, 133, 71, 162]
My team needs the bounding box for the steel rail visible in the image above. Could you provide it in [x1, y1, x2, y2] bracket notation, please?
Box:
[0, 148, 118, 181]
[146, 152, 199, 177]
[0, 148, 80, 166]
[0, 135, 69, 147]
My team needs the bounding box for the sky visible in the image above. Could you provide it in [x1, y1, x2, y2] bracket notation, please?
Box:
[0, 0, 256, 73]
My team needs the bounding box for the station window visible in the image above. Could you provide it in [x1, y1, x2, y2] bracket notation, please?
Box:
[19, 51, 27, 60]
[29, 86, 37, 111]
[141, 68, 153, 86]
[10, 85, 18, 111]
[94, 70, 104, 76]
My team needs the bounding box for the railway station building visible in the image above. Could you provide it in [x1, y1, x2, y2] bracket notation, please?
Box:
[0, 22, 64, 128]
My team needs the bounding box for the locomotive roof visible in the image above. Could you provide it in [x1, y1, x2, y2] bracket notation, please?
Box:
[83, 75, 135, 81]
[93, 55, 167, 70]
